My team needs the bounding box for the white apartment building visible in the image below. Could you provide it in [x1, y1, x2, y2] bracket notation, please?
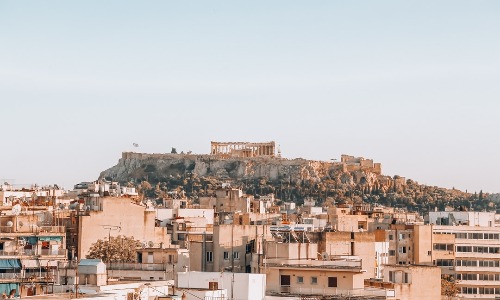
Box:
[433, 224, 500, 299]
[429, 211, 495, 227]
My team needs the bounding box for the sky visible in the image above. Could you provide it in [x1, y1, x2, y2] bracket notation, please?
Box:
[0, 1, 499, 193]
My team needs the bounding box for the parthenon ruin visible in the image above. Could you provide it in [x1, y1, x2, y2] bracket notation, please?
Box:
[210, 141, 276, 158]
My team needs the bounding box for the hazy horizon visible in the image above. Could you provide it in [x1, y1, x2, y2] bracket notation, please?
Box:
[1, 1, 499, 193]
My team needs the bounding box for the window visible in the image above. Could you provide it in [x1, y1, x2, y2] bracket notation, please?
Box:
[403, 273, 410, 284]
[280, 275, 291, 286]
[389, 235, 393, 241]
[398, 247, 406, 254]
[479, 287, 495, 294]
[478, 274, 499, 281]
[206, 251, 213, 262]
[246, 241, 254, 253]
[389, 271, 394, 282]
[456, 246, 472, 253]
[456, 260, 477, 267]
[233, 252, 240, 260]
[311, 277, 318, 285]
[478, 260, 500, 267]
[433, 244, 453, 251]
[328, 277, 338, 288]
[461, 287, 477, 294]
[436, 259, 454, 267]
[457, 274, 477, 281]
[297, 276, 304, 284]
[389, 250, 395, 256]
[223, 252, 229, 260]
[208, 282, 218, 290]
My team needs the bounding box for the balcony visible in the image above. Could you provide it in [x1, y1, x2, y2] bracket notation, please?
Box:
[264, 258, 363, 270]
[269, 286, 394, 298]
[0, 249, 66, 257]
[0, 226, 65, 234]
[39, 249, 67, 256]
[106, 263, 168, 271]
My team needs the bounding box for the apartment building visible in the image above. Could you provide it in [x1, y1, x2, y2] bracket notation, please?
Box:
[264, 256, 392, 299]
[433, 224, 500, 299]
[319, 231, 376, 280]
[0, 209, 66, 297]
[366, 264, 441, 300]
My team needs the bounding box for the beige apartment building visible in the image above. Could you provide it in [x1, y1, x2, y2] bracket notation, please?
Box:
[0, 208, 67, 297]
[264, 256, 392, 298]
[365, 264, 441, 300]
[73, 197, 171, 260]
[319, 231, 376, 280]
[190, 224, 272, 273]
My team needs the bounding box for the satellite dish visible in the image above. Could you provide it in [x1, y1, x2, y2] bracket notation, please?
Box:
[148, 241, 154, 248]
[18, 221, 24, 227]
[11, 204, 21, 216]
[6, 221, 13, 227]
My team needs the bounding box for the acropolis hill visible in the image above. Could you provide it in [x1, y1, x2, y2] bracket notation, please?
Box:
[99, 141, 487, 212]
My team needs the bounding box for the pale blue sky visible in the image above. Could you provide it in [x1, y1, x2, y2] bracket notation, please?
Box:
[1, 1, 499, 193]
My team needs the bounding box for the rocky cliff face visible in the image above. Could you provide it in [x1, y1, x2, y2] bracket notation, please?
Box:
[100, 152, 486, 212]
[101, 152, 334, 184]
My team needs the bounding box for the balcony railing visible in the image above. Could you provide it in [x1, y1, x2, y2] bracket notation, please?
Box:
[270, 286, 394, 297]
[107, 263, 168, 271]
[0, 273, 20, 280]
[0, 226, 65, 234]
[0, 249, 66, 257]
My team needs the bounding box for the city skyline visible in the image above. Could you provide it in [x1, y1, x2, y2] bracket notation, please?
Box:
[1, 1, 499, 192]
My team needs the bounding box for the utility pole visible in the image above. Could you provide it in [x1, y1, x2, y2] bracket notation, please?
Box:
[74, 256, 79, 299]
[101, 225, 121, 284]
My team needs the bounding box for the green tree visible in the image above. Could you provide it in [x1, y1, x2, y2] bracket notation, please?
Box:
[441, 275, 459, 299]
[87, 235, 141, 263]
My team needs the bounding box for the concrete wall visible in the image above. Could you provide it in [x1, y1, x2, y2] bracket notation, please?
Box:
[176, 271, 266, 300]
[211, 224, 272, 273]
[413, 225, 433, 265]
[265, 242, 318, 260]
[178, 209, 214, 224]
[265, 267, 363, 295]
[320, 231, 376, 280]
[78, 197, 170, 259]
[384, 265, 441, 300]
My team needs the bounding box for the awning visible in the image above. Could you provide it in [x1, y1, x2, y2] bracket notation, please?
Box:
[20, 259, 39, 269]
[20, 237, 38, 245]
[38, 236, 63, 242]
[0, 283, 19, 297]
[39, 259, 58, 267]
[0, 259, 21, 269]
